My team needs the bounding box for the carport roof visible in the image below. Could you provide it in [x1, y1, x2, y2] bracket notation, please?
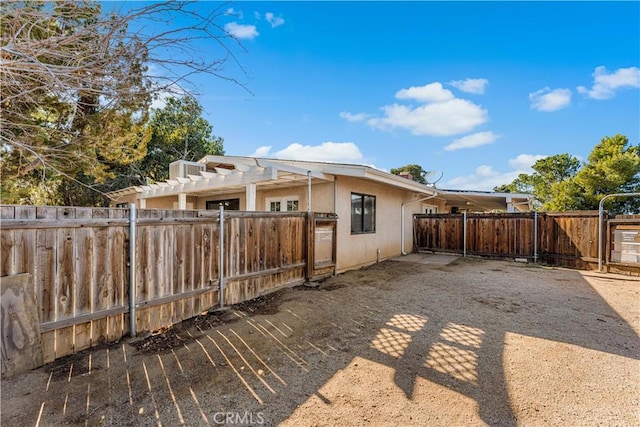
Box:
[437, 189, 534, 212]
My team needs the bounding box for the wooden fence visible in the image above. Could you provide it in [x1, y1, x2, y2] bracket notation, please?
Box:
[414, 211, 640, 272]
[1, 206, 329, 366]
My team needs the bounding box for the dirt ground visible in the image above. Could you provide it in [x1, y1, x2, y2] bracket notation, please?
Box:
[2, 255, 639, 426]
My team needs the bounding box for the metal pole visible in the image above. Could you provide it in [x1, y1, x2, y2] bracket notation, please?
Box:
[598, 204, 603, 272]
[307, 170, 312, 213]
[533, 211, 538, 263]
[129, 203, 137, 337]
[219, 204, 225, 309]
[463, 211, 467, 258]
[598, 192, 640, 272]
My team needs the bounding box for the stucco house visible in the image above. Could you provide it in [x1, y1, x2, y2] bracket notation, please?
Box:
[108, 156, 533, 273]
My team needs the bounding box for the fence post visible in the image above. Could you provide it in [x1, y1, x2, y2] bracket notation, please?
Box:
[129, 203, 137, 337]
[533, 211, 538, 264]
[463, 211, 467, 258]
[219, 204, 225, 309]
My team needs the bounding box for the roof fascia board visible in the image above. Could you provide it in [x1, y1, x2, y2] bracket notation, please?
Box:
[364, 169, 438, 195]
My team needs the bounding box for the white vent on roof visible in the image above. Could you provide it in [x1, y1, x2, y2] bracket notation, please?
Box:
[169, 160, 205, 180]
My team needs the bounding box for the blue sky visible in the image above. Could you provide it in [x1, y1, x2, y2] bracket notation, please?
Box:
[154, 1, 639, 191]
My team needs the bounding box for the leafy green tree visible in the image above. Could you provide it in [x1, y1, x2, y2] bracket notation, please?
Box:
[494, 174, 535, 194]
[575, 134, 640, 212]
[119, 96, 225, 186]
[496, 154, 581, 209]
[495, 135, 639, 213]
[391, 164, 429, 185]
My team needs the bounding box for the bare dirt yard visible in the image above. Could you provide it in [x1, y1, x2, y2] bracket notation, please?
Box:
[2, 255, 639, 426]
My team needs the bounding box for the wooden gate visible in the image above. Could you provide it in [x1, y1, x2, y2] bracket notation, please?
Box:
[306, 213, 337, 281]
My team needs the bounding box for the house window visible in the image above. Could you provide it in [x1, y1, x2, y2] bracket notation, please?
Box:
[206, 198, 240, 210]
[270, 201, 281, 212]
[351, 193, 376, 234]
[267, 196, 299, 212]
[423, 204, 438, 214]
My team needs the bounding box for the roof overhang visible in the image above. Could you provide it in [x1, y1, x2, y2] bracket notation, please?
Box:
[107, 155, 438, 201]
[437, 190, 534, 212]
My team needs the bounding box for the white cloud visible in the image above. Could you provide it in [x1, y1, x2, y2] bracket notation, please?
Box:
[367, 98, 488, 136]
[395, 83, 454, 103]
[250, 142, 365, 164]
[444, 165, 519, 191]
[444, 153, 547, 191]
[449, 78, 489, 95]
[508, 154, 546, 170]
[443, 131, 498, 151]
[361, 82, 489, 137]
[529, 87, 572, 112]
[265, 12, 285, 28]
[249, 146, 272, 157]
[577, 66, 640, 100]
[339, 111, 370, 122]
[225, 22, 259, 40]
[225, 8, 243, 19]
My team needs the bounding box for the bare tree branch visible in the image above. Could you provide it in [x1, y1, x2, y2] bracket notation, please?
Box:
[1, 1, 247, 192]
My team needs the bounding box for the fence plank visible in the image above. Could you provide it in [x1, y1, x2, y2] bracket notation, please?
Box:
[73, 208, 93, 352]
[0, 228, 14, 276]
[414, 212, 622, 270]
[108, 209, 127, 341]
[55, 208, 76, 357]
[91, 208, 110, 345]
[1, 207, 312, 364]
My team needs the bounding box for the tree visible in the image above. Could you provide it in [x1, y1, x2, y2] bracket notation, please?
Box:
[575, 134, 640, 212]
[117, 96, 225, 187]
[0, 1, 244, 205]
[494, 153, 581, 209]
[494, 135, 640, 213]
[391, 164, 430, 185]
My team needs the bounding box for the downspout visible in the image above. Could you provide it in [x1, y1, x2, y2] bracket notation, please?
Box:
[401, 193, 437, 255]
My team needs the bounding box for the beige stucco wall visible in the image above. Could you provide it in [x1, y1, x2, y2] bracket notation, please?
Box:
[333, 176, 443, 273]
[191, 181, 335, 213]
[195, 191, 246, 210]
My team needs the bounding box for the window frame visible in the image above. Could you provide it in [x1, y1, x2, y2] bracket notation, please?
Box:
[266, 195, 299, 212]
[423, 204, 438, 214]
[206, 198, 240, 210]
[351, 192, 376, 234]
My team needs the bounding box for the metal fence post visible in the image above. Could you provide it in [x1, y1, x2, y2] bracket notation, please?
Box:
[463, 211, 467, 258]
[533, 211, 538, 263]
[219, 204, 225, 309]
[129, 203, 137, 337]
